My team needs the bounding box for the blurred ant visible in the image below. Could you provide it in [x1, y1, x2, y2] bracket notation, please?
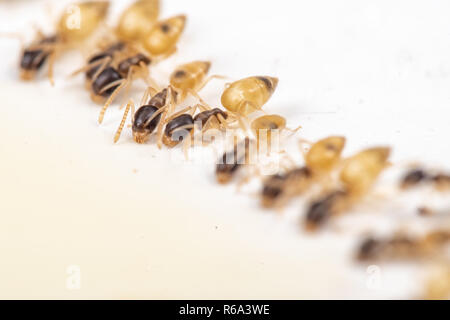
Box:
[303, 147, 391, 231]
[72, 13, 186, 121]
[221, 76, 279, 116]
[216, 138, 255, 184]
[356, 229, 450, 262]
[261, 136, 346, 209]
[14, 1, 110, 84]
[113, 61, 227, 147]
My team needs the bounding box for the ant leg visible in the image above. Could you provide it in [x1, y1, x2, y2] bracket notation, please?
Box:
[143, 104, 169, 128]
[47, 51, 56, 86]
[138, 61, 161, 92]
[196, 104, 209, 112]
[155, 86, 175, 149]
[230, 110, 250, 134]
[187, 89, 211, 109]
[91, 57, 112, 82]
[197, 74, 228, 92]
[156, 109, 168, 149]
[99, 66, 136, 122]
[165, 106, 196, 123]
[182, 132, 193, 160]
[98, 79, 128, 123]
[114, 99, 134, 143]
[139, 86, 157, 106]
[237, 100, 260, 116]
[286, 124, 302, 135]
[69, 56, 111, 78]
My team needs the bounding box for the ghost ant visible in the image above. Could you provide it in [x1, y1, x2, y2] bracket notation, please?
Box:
[113, 86, 174, 144]
[113, 61, 229, 150]
[400, 168, 450, 191]
[95, 41, 226, 128]
[356, 229, 450, 262]
[303, 147, 391, 231]
[69, 1, 163, 100]
[216, 138, 256, 184]
[261, 136, 346, 209]
[14, 1, 110, 84]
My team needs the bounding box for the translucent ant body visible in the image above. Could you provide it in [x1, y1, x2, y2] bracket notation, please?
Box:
[19, 1, 109, 83]
[304, 147, 391, 231]
[221, 76, 279, 116]
[116, 0, 160, 42]
[261, 136, 346, 208]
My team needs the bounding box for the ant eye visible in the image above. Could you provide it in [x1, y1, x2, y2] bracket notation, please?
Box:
[174, 70, 186, 78]
[160, 24, 171, 33]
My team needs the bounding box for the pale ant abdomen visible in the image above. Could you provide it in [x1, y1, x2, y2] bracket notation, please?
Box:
[304, 190, 348, 230]
[116, 0, 160, 41]
[221, 76, 278, 116]
[261, 167, 312, 208]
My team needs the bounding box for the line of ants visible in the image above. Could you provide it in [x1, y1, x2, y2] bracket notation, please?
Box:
[5, 0, 450, 299]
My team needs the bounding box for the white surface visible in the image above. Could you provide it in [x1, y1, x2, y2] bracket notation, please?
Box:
[0, 0, 449, 299]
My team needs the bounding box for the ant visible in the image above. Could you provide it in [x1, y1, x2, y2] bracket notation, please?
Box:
[16, 1, 109, 84]
[303, 147, 391, 231]
[261, 136, 346, 209]
[400, 168, 450, 191]
[356, 229, 450, 262]
[114, 61, 228, 149]
[216, 138, 255, 184]
[93, 17, 188, 124]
